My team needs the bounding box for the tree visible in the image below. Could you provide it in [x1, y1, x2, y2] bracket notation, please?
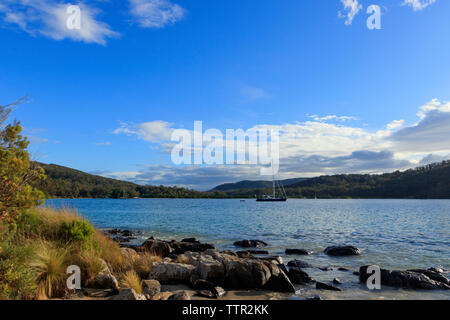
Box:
[0, 98, 46, 221]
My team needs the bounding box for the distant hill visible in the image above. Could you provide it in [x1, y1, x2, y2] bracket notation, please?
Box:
[34, 160, 450, 199]
[34, 162, 206, 199]
[218, 161, 450, 199]
[211, 178, 308, 191]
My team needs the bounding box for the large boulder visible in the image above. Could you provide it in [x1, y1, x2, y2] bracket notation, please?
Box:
[324, 246, 361, 256]
[148, 262, 196, 284]
[89, 260, 119, 291]
[112, 288, 146, 300]
[120, 247, 139, 260]
[233, 240, 267, 248]
[359, 266, 450, 290]
[142, 239, 173, 257]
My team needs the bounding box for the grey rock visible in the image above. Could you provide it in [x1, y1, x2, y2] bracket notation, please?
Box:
[285, 249, 311, 255]
[359, 266, 450, 290]
[233, 239, 268, 248]
[324, 245, 361, 256]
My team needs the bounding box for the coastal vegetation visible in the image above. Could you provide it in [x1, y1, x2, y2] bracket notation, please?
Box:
[0, 100, 161, 299]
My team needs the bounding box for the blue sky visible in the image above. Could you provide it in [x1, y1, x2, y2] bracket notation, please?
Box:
[1, 0, 450, 190]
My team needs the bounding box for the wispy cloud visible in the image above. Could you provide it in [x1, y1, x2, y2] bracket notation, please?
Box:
[128, 0, 185, 28]
[0, 0, 119, 45]
[95, 141, 112, 146]
[402, 0, 437, 11]
[338, 0, 362, 25]
[308, 115, 359, 122]
[240, 85, 271, 102]
[113, 120, 174, 142]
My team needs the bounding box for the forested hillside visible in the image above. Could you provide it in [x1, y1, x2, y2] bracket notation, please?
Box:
[34, 160, 450, 199]
[34, 162, 207, 198]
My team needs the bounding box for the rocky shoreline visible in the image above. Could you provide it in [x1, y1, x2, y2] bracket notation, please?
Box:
[78, 229, 449, 300]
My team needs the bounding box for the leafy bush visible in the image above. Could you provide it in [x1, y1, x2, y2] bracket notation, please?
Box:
[60, 220, 94, 243]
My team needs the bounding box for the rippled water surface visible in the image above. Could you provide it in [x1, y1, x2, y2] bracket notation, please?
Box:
[46, 198, 450, 300]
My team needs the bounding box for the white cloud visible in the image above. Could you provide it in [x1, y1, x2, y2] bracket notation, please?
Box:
[0, 0, 118, 45]
[403, 0, 436, 11]
[386, 119, 405, 130]
[129, 0, 185, 28]
[113, 120, 174, 142]
[339, 0, 362, 25]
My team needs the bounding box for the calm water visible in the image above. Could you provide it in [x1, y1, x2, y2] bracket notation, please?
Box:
[46, 198, 450, 300]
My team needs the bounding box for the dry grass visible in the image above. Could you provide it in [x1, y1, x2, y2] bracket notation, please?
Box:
[119, 270, 142, 294]
[30, 241, 68, 298]
[3, 207, 164, 300]
[132, 252, 162, 279]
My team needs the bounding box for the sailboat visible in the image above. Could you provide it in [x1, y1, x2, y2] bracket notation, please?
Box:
[256, 176, 287, 202]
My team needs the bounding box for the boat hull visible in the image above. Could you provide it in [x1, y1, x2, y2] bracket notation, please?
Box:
[256, 198, 287, 202]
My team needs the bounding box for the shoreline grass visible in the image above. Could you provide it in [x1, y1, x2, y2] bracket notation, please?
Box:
[0, 207, 159, 300]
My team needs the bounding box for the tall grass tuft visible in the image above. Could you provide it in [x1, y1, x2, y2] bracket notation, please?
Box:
[120, 270, 142, 294]
[30, 242, 68, 298]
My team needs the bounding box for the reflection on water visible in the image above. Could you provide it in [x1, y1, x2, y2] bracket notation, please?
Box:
[45, 198, 450, 300]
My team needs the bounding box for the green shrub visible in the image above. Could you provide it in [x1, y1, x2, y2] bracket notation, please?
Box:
[60, 220, 94, 243]
[0, 228, 37, 300]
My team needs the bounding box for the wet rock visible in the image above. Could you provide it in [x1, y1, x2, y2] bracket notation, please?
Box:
[181, 238, 200, 243]
[408, 269, 450, 285]
[112, 288, 146, 300]
[287, 259, 313, 269]
[338, 267, 350, 272]
[142, 279, 161, 297]
[285, 249, 311, 255]
[428, 267, 447, 274]
[192, 279, 215, 290]
[122, 230, 133, 237]
[359, 266, 450, 290]
[324, 246, 361, 256]
[333, 278, 342, 285]
[168, 291, 191, 300]
[316, 282, 342, 291]
[233, 239, 268, 248]
[288, 267, 313, 285]
[353, 271, 360, 276]
[148, 262, 196, 284]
